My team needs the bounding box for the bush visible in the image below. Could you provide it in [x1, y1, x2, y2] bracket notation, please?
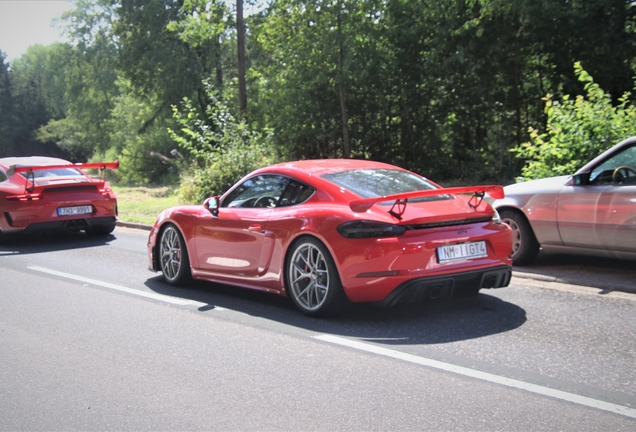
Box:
[179, 143, 277, 203]
[169, 81, 278, 203]
[513, 62, 636, 180]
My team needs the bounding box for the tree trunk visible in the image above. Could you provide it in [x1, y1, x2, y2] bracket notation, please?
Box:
[338, 79, 350, 159]
[236, 0, 247, 117]
[337, 13, 350, 158]
[216, 35, 223, 91]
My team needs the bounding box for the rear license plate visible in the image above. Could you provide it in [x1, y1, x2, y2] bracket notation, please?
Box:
[57, 205, 93, 216]
[437, 241, 487, 263]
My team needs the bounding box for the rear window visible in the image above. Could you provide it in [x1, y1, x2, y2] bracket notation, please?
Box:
[321, 169, 446, 202]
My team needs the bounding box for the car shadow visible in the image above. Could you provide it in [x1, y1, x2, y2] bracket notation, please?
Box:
[0, 231, 115, 255]
[145, 276, 527, 346]
[513, 250, 636, 293]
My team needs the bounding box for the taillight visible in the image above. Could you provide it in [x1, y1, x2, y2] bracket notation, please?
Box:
[6, 193, 42, 202]
[337, 220, 406, 238]
[99, 188, 112, 197]
[492, 208, 503, 224]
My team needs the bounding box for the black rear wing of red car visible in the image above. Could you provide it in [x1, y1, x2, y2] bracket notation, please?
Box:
[349, 185, 504, 215]
[7, 160, 119, 176]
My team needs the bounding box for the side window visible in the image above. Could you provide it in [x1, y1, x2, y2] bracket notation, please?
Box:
[278, 181, 315, 207]
[0, 170, 7, 182]
[222, 175, 290, 208]
[589, 145, 636, 185]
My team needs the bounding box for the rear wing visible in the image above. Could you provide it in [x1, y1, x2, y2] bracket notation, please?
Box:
[349, 185, 504, 214]
[7, 160, 119, 176]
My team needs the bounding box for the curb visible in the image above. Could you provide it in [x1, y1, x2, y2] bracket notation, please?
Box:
[117, 221, 152, 231]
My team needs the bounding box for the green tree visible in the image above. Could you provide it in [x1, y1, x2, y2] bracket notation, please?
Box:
[113, 0, 229, 117]
[3, 45, 72, 157]
[0, 52, 15, 154]
[252, 0, 381, 159]
[98, 79, 181, 184]
[28, 0, 121, 161]
[250, 0, 636, 183]
[165, 0, 229, 92]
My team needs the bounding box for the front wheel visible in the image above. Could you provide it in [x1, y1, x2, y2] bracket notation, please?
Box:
[285, 237, 345, 317]
[159, 224, 192, 285]
[500, 210, 540, 265]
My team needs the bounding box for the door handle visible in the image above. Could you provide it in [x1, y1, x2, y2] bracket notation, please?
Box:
[248, 224, 263, 232]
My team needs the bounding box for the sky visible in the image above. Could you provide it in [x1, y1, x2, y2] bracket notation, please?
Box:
[0, 0, 75, 62]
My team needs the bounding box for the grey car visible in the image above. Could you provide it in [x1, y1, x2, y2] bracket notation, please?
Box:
[493, 136, 636, 265]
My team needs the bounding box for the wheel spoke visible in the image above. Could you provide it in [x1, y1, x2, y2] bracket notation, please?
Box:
[300, 280, 313, 303]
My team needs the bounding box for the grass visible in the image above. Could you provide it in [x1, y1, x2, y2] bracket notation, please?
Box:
[112, 185, 185, 225]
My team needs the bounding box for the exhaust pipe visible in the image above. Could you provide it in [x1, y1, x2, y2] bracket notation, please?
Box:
[67, 220, 76, 229]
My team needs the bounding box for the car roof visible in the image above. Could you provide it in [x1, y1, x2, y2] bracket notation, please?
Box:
[264, 159, 405, 176]
[0, 156, 71, 170]
[576, 136, 636, 175]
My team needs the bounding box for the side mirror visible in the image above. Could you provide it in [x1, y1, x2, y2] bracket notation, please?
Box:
[203, 196, 220, 216]
[568, 173, 590, 186]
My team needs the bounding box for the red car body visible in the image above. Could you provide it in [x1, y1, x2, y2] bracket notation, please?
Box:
[148, 159, 512, 315]
[0, 156, 119, 236]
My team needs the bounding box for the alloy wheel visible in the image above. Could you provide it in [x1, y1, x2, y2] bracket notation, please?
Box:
[160, 226, 182, 281]
[503, 217, 522, 258]
[288, 242, 330, 311]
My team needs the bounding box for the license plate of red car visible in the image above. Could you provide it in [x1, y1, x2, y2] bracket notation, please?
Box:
[57, 205, 93, 216]
[437, 241, 487, 263]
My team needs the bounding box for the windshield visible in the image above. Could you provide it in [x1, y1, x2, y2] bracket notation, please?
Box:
[321, 169, 449, 203]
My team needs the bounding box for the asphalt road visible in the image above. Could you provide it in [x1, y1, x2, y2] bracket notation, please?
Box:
[1, 227, 635, 430]
[513, 251, 636, 295]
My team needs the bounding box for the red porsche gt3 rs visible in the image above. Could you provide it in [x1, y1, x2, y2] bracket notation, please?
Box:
[0, 156, 119, 237]
[147, 159, 513, 316]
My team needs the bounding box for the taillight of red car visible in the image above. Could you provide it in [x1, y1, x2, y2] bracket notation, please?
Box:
[98, 187, 114, 197]
[337, 220, 406, 238]
[5, 193, 42, 201]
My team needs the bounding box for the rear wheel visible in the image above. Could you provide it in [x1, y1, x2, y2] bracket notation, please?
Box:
[500, 210, 539, 265]
[285, 237, 345, 317]
[159, 224, 192, 285]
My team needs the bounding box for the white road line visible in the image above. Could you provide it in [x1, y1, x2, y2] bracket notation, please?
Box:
[28, 266, 210, 308]
[314, 334, 636, 420]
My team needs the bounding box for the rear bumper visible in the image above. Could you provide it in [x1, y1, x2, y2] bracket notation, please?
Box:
[376, 265, 512, 306]
[19, 216, 116, 232]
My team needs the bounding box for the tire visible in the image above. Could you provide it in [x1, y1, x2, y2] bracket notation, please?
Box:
[500, 209, 540, 265]
[159, 224, 192, 285]
[285, 237, 346, 317]
[85, 222, 116, 236]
